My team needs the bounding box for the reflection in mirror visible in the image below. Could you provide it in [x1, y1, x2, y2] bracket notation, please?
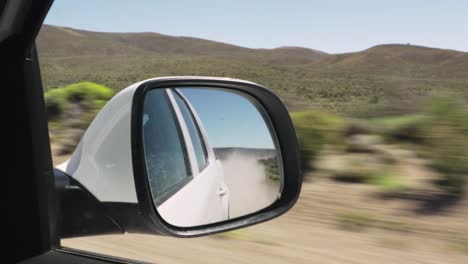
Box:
[142, 87, 282, 227]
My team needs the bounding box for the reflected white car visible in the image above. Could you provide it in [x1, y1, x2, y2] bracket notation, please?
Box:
[58, 86, 230, 228]
[145, 88, 230, 226]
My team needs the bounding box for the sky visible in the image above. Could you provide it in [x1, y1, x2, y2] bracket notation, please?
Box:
[180, 88, 275, 149]
[44, 0, 468, 54]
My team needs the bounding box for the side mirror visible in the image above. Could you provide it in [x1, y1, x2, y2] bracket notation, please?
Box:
[56, 77, 302, 238]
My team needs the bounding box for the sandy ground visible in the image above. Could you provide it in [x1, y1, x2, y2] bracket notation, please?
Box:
[55, 144, 468, 263]
[62, 178, 468, 264]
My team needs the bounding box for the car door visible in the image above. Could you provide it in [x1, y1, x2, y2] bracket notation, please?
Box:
[146, 88, 228, 227]
[172, 89, 230, 221]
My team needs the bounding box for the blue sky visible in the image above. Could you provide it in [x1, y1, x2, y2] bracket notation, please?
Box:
[180, 88, 275, 149]
[45, 0, 468, 54]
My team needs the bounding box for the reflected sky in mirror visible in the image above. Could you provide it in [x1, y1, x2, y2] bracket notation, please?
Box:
[180, 88, 275, 149]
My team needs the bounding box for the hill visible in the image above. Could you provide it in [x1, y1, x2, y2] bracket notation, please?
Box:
[37, 25, 468, 116]
[37, 25, 326, 64]
[315, 44, 468, 78]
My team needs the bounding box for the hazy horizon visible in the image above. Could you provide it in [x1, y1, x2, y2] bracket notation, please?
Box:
[44, 0, 468, 54]
[43, 23, 468, 55]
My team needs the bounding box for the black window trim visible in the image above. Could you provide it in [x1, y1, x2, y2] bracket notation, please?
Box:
[6, 0, 62, 263]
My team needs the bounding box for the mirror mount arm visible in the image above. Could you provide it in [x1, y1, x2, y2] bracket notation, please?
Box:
[54, 169, 161, 238]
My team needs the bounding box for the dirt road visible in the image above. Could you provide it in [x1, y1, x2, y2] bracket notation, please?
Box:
[62, 177, 468, 264]
[55, 143, 468, 263]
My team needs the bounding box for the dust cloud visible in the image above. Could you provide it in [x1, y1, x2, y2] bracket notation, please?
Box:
[217, 149, 280, 218]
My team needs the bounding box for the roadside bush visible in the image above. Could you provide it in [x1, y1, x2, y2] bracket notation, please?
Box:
[44, 92, 68, 119]
[371, 97, 468, 194]
[45, 82, 114, 155]
[291, 111, 346, 171]
[366, 170, 410, 193]
[344, 118, 379, 137]
[258, 157, 280, 181]
[372, 114, 427, 144]
[45, 82, 114, 119]
[58, 81, 114, 103]
[425, 97, 468, 194]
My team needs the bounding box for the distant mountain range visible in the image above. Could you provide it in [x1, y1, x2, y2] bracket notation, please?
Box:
[38, 25, 468, 66]
[37, 25, 327, 64]
[37, 24, 468, 115]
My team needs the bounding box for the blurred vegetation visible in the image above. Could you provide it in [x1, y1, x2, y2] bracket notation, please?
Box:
[365, 171, 410, 193]
[38, 26, 468, 116]
[425, 97, 468, 194]
[45, 82, 114, 155]
[39, 25, 468, 195]
[371, 115, 427, 144]
[290, 111, 346, 170]
[290, 95, 468, 195]
[46, 77, 468, 197]
[40, 25, 468, 259]
[45, 82, 114, 119]
[258, 157, 281, 181]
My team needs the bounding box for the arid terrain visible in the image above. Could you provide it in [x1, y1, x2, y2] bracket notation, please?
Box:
[43, 24, 468, 264]
[60, 146, 468, 264]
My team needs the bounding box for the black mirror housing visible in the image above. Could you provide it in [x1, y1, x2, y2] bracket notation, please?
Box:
[131, 77, 303, 237]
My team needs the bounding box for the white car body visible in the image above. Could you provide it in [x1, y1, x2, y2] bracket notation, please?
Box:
[56, 77, 231, 227]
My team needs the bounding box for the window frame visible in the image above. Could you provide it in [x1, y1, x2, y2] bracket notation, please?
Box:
[143, 88, 195, 207]
[166, 89, 202, 177]
[172, 89, 209, 173]
[4, 0, 83, 263]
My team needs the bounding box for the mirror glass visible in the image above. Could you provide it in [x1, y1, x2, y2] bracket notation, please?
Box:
[142, 87, 282, 227]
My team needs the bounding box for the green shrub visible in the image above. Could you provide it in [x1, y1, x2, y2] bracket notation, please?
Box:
[58, 82, 114, 102]
[426, 96, 468, 194]
[428, 96, 468, 133]
[344, 118, 380, 137]
[333, 166, 377, 183]
[258, 157, 280, 181]
[44, 92, 68, 119]
[45, 82, 114, 118]
[45, 82, 114, 155]
[372, 114, 427, 143]
[291, 111, 346, 171]
[371, 97, 468, 194]
[366, 171, 410, 193]
[92, 99, 109, 109]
